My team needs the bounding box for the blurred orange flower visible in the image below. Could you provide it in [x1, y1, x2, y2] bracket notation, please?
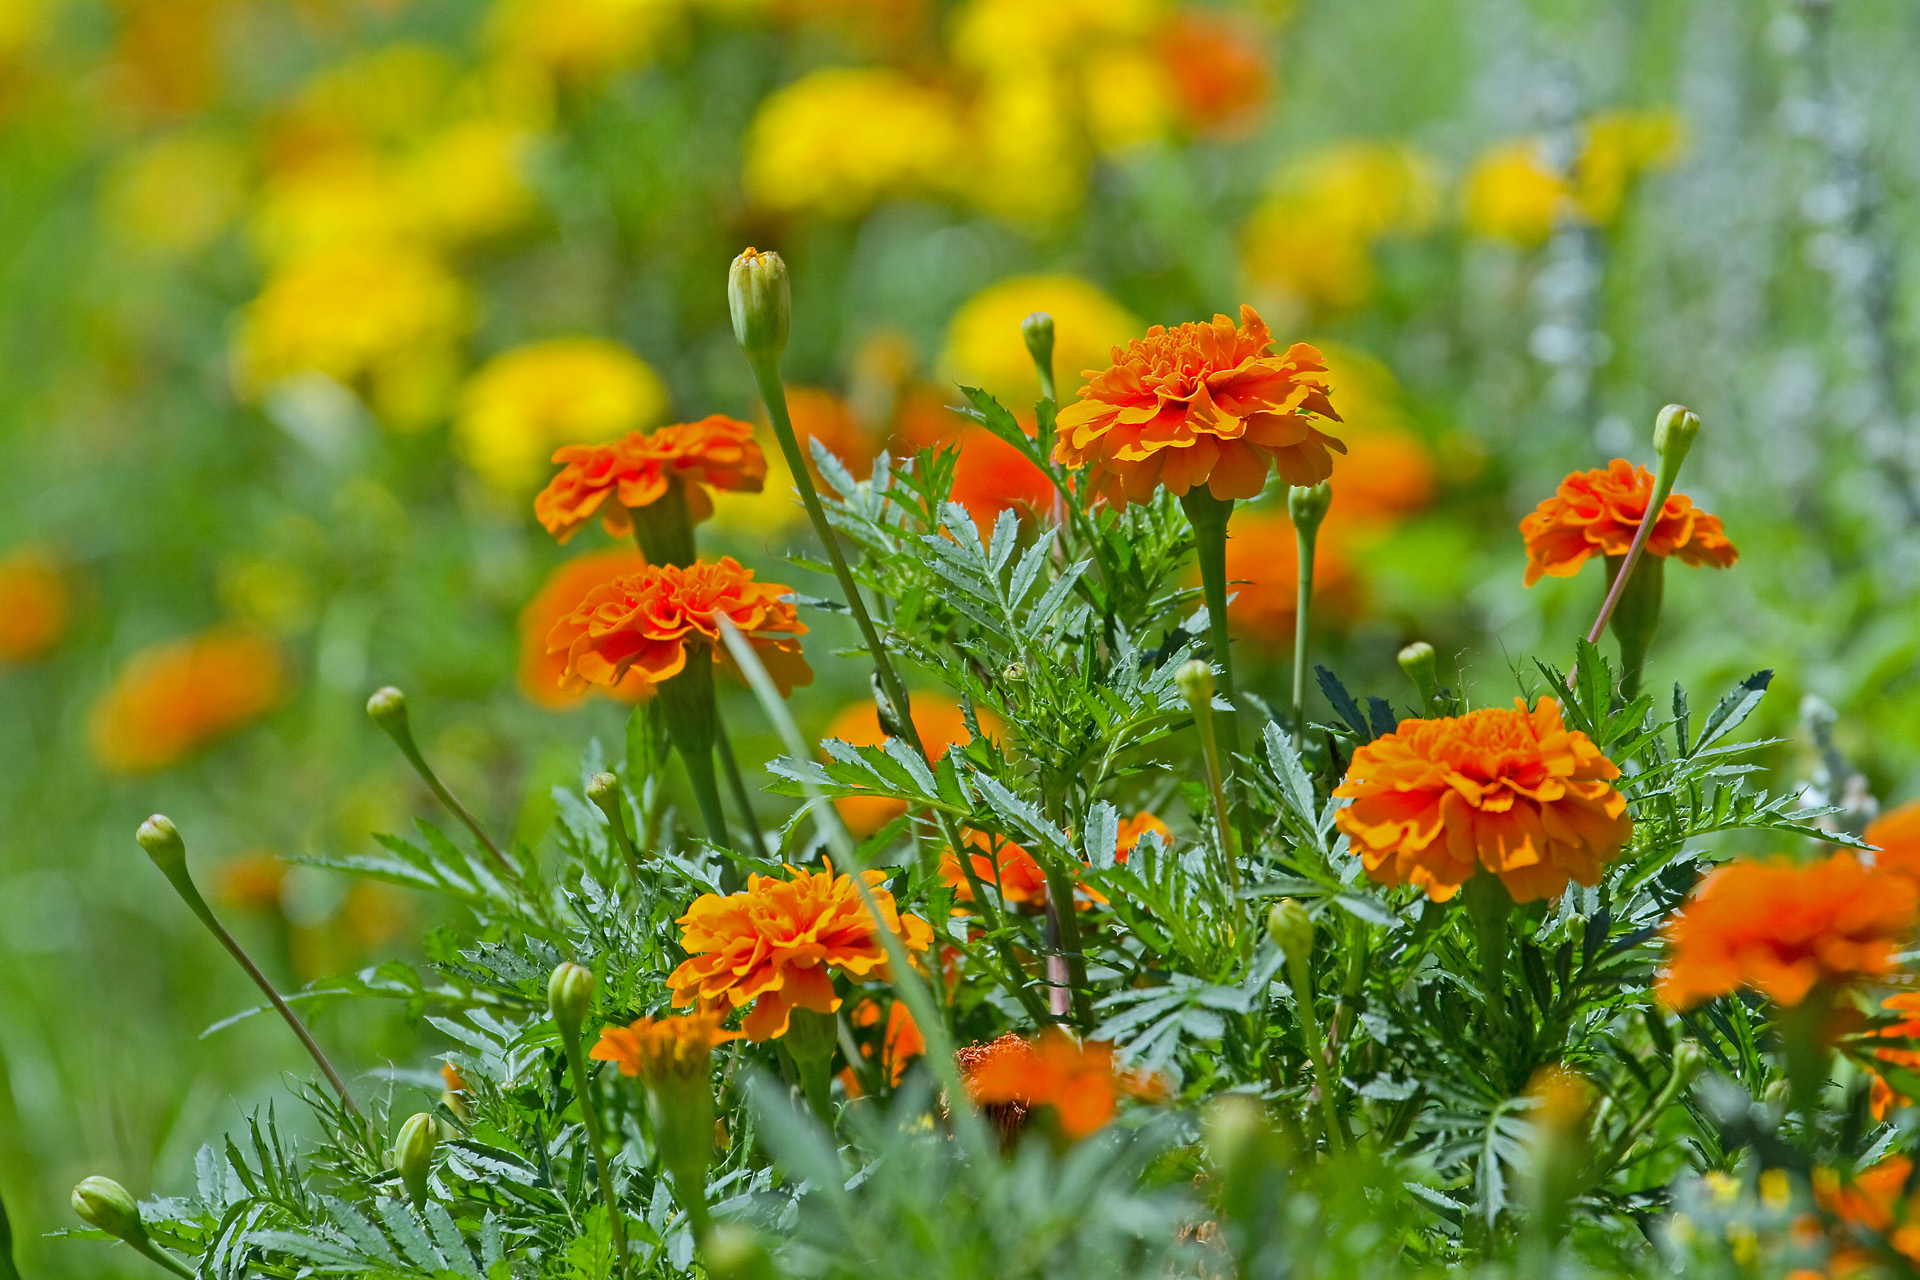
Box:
[1520, 459, 1737, 587]
[1115, 811, 1173, 859]
[1867, 802, 1920, 882]
[783, 385, 883, 488]
[963, 1030, 1160, 1140]
[89, 629, 284, 773]
[0, 547, 70, 663]
[216, 851, 289, 912]
[590, 1009, 740, 1081]
[940, 829, 1050, 912]
[1658, 854, 1918, 1010]
[546, 556, 810, 698]
[1867, 992, 1920, 1119]
[826, 695, 1000, 836]
[949, 427, 1055, 529]
[535, 416, 767, 544]
[1053, 306, 1343, 507]
[1333, 697, 1630, 904]
[517, 548, 649, 709]
[667, 861, 933, 1041]
[1813, 1156, 1920, 1268]
[844, 997, 927, 1089]
[1155, 11, 1269, 135]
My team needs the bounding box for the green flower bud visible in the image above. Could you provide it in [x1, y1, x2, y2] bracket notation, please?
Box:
[1176, 658, 1215, 708]
[393, 1113, 438, 1208]
[548, 962, 594, 1037]
[700, 1223, 778, 1280]
[1287, 481, 1332, 534]
[1200, 1093, 1265, 1176]
[135, 815, 186, 877]
[728, 248, 790, 366]
[1267, 898, 1314, 964]
[366, 686, 409, 733]
[1022, 312, 1055, 383]
[71, 1177, 145, 1243]
[1397, 642, 1435, 690]
[585, 772, 620, 805]
[1653, 404, 1701, 473]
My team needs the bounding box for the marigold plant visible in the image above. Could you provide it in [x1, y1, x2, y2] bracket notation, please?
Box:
[962, 1030, 1159, 1141]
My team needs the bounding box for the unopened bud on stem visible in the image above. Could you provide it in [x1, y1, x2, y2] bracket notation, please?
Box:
[1653, 404, 1701, 473]
[72, 1178, 144, 1242]
[366, 686, 408, 733]
[1287, 481, 1332, 534]
[135, 815, 186, 878]
[1176, 658, 1215, 708]
[1268, 899, 1314, 964]
[548, 962, 594, 1039]
[729, 248, 790, 366]
[1022, 312, 1056, 401]
[393, 1113, 438, 1208]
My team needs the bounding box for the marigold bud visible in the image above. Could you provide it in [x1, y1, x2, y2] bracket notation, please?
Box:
[586, 772, 620, 805]
[71, 1177, 144, 1242]
[366, 686, 408, 732]
[548, 962, 594, 1037]
[1653, 403, 1701, 473]
[729, 248, 790, 366]
[1022, 312, 1055, 382]
[1396, 641, 1449, 716]
[135, 814, 186, 877]
[1176, 658, 1215, 707]
[393, 1112, 437, 1207]
[1287, 481, 1332, 533]
[1268, 898, 1314, 964]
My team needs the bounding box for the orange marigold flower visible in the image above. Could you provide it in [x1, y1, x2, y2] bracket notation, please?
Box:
[0, 547, 70, 663]
[517, 548, 650, 709]
[1115, 811, 1173, 859]
[825, 695, 999, 836]
[1814, 1156, 1920, 1267]
[962, 1030, 1161, 1141]
[216, 851, 288, 912]
[545, 556, 811, 699]
[89, 628, 285, 773]
[534, 415, 767, 544]
[940, 830, 1051, 912]
[949, 426, 1055, 530]
[1658, 854, 1919, 1010]
[440, 1061, 470, 1095]
[666, 861, 933, 1041]
[845, 998, 927, 1089]
[590, 1008, 741, 1080]
[1867, 992, 1920, 1119]
[1520, 458, 1737, 587]
[1867, 802, 1920, 883]
[1155, 11, 1269, 135]
[1052, 305, 1344, 508]
[1333, 697, 1630, 904]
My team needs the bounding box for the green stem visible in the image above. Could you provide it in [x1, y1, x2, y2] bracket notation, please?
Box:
[1179, 491, 1240, 760]
[560, 1027, 630, 1279]
[382, 717, 521, 886]
[1188, 675, 1246, 957]
[1292, 516, 1319, 751]
[1285, 949, 1342, 1154]
[1603, 553, 1664, 701]
[131, 1237, 197, 1280]
[715, 725, 765, 856]
[656, 656, 735, 856]
[1463, 875, 1514, 1050]
[1038, 867, 1093, 1027]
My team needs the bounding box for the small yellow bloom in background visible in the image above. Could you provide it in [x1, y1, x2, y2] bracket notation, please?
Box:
[1464, 108, 1683, 247]
[283, 42, 464, 145]
[0, 546, 70, 663]
[89, 628, 285, 773]
[1080, 46, 1176, 155]
[744, 67, 965, 217]
[455, 338, 668, 493]
[949, 0, 1161, 74]
[964, 75, 1084, 223]
[486, 0, 680, 86]
[1242, 140, 1440, 313]
[401, 117, 539, 247]
[100, 129, 247, 256]
[249, 148, 412, 263]
[232, 242, 472, 428]
[940, 275, 1140, 406]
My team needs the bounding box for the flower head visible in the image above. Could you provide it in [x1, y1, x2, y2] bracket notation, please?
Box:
[518, 549, 650, 709]
[961, 1030, 1161, 1141]
[1868, 802, 1920, 883]
[743, 68, 964, 217]
[1867, 992, 1920, 1119]
[1053, 306, 1343, 507]
[590, 1008, 741, 1082]
[545, 556, 809, 698]
[0, 546, 69, 663]
[1521, 459, 1737, 586]
[1658, 854, 1919, 1010]
[1333, 697, 1630, 903]
[845, 998, 927, 1089]
[667, 862, 933, 1041]
[89, 629, 285, 773]
[535, 416, 768, 544]
[458, 338, 668, 494]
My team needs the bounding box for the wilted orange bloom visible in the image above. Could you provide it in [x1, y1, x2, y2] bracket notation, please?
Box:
[826, 695, 1000, 836]
[963, 1030, 1162, 1141]
[0, 547, 70, 663]
[1814, 1156, 1920, 1268]
[1867, 802, 1920, 883]
[1156, 11, 1269, 135]
[1520, 459, 1737, 587]
[1053, 306, 1343, 508]
[843, 998, 927, 1091]
[667, 861, 933, 1041]
[90, 629, 285, 773]
[1333, 697, 1630, 904]
[1211, 509, 1359, 647]
[545, 556, 811, 698]
[1658, 854, 1919, 1010]
[590, 1008, 741, 1081]
[517, 548, 649, 709]
[535, 416, 767, 544]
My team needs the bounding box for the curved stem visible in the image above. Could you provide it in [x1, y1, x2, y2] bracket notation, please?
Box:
[131, 1237, 198, 1280]
[383, 723, 520, 886]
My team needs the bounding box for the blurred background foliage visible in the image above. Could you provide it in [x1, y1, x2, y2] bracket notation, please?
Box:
[2, 0, 1919, 1274]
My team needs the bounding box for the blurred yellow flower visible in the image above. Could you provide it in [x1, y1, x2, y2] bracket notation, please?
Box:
[966, 75, 1083, 223]
[101, 129, 246, 256]
[486, 0, 680, 86]
[455, 338, 669, 493]
[234, 242, 472, 428]
[941, 275, 1140, 405]
[744, 68, 964, 216]
[1242, 140, 1440, 311]
[251, 148, 410, 261]
[402, 117, 539, 246]
[0, 546, 69, 663]
[1464, 108, 1683, 246]
[950, 0, 1161, 73]
[1081, 47, 1176, 156]
[281, 42, 463, 146]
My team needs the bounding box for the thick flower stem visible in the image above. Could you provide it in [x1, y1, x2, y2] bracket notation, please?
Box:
[1283, 948, 1342, 1155]
[1463, 875, 1514, 1047]
[1182, 662, 1247, 957]
[1038, 866, 1093, 1026]
[1603, 553, 1664, 701]
[656, 659, 735, 856]
[558, 1027, 629, 1279]
[1179, 490, 1241, 759]
[129, 1237, 196, 1280]
[1291, 519, 1318, 751]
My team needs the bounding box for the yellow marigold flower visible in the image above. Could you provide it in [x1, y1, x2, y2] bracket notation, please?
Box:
[1332, 697, 1631, 903]
[249, 147, 411, 263]
[667, 861, 934, 1041]
[101, 129, 246, 256]
[89, 629, 285, 773]
[233, 242, 471, 427]
[941, 275, 1140, 407]
[486, 0, 680, 85]
[964, 75, 1084, 222]
[1080, 46, 1176, 155]
[744, 67, 965, 216]
[949, 0, 1160, 73]
[402, 118, 539, 247]
[591, 1008, 741, 1080]
[283, 42, 463, 145]
[1242, 141, 1441, 311]
[1464, 108, 1683, 247]
[0, 546, 70, 663]
[456, 338, 668, 493]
